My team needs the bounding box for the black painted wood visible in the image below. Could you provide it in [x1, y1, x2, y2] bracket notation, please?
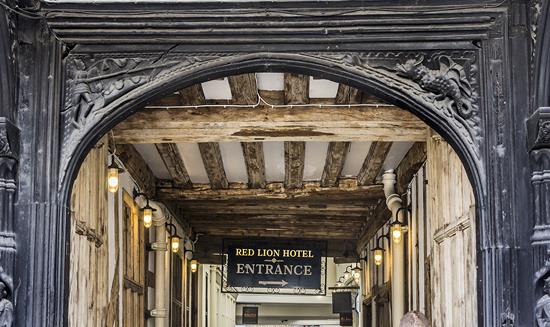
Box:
[0, 1, 541, 326]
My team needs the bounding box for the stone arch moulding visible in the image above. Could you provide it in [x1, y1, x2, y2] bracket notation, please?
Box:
[60, 50, 485, 200]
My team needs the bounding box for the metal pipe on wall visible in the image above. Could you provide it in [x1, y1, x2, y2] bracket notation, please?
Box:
[136, 197, 168, 327]
[382, 170, 406, 327]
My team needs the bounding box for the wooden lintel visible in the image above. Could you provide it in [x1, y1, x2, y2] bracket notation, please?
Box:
[113, 106, 427, 143]
[157, 181, 384, 201]
[155, 143, 192, 188]
[396, 142, 427, 194]
[284, 141, 305, 189]
[241, 142, 266, 189]
[357, 141, 393, 185]
[198, 142, 229, 190]
[115, 144, 156, 198]
[321, 141, 350, 187]
[228, 73, 258, 105]
[284, 73, 309, 104]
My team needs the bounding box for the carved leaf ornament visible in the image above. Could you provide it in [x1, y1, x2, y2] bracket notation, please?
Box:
[60, 52, 481, 185]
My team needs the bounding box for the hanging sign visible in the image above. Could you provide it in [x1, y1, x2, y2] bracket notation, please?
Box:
[222, 238, 327, 295]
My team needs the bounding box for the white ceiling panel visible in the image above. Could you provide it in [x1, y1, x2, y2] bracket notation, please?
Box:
[201, 77, 232, 100]
[219, 142, 248, 183]
[132, 144, 172, 179]
[341, 141, 372, 177]
[381, 141, 415, 172]
[303, 141, 329, 181]
[309, 77, 339, 98]
[263, 141, 285, 182]
[176, 143, 210, 183]
[256, 73, 285, 91]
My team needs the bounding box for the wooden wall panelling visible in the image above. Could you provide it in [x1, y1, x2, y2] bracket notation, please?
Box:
[68, 137, 109, 326]
[426, 131, 476, 326]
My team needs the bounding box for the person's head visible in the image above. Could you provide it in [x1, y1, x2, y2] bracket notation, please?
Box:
[400, 311, 429, 327]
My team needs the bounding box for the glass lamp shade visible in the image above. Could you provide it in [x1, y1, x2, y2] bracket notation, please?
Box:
[143, 208, 153, 228]
[171, 236, 180, 253]
[107, 167, 119, 193]
[373, 248, 384, 266]
[391, 223, 403, 243]
[190, 260, 198, 273]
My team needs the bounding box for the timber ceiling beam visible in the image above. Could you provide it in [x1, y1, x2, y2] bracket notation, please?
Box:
[335, 84, 362, 104]
[155, 143, 192, 188]
[357, 141, 393, 185]
[321, 141, 351, 187]
[284, 141, 306, 189]
[177, 84, 205, 105]
[115, 144, 156, 198]
[241, 142, 266, 189]
[198, 142, 229, 190]
[113, 106, 427, 143]
[396, 142, 427, 194]
[229, 73, 258, 105]
[157, 180, 384, 201]
[284, 73, 309, 104]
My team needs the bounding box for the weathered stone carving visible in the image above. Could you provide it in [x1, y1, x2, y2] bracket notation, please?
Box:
[394, 55, 475, 119]
[0, 267, 13, 327]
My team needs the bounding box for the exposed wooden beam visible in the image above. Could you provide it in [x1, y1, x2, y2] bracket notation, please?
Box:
[154, 143, 192, 188]
[335, 84, 362, 104]
[241, 142, 266, 189]
[396, 142, 427, 194]
[284, 73, 309, 104]
[357, 141, 393, 185]
[356, 201, 392, 251]
[114, 106, 427, 143]
[321, 142, 350, 187]
[284, 141, 305, 189]
[191, 227, 356, 240]
[198, 142, 229, 190]
[157, 181, 384, 201]
[258, 90, 284, 105]
[176, 84, 205, 105]
[228, 73, 257, 104]
[176, 203, 373, 216]
[115, 144, 156, 198]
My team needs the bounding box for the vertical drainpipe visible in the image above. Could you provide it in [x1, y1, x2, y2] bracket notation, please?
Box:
[382, 170, 406, 327]
[137, 198, 168, 326]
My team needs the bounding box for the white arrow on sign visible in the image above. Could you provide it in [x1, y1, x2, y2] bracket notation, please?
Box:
[258, 280, 289, 287]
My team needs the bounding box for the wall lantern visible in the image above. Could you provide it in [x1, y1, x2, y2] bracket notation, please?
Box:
[190, 260, 198, 273]
[390, 207, 409, 244]
[134, 191, 157, 228]
[165, 222, 181, 253]
[107, 155, 124, 193]
[372, 233, 390, 266]
[142, 201, 156, 229]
